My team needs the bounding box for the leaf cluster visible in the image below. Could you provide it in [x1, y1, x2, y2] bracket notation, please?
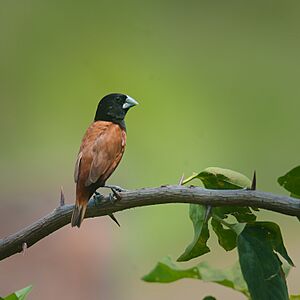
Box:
[143, 166, 300, 300]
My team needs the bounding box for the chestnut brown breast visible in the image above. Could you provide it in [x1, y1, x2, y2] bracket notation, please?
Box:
[74, 121, 126, 199]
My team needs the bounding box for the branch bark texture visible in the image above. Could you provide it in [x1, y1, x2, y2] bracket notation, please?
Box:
[0, 185, 299, 261]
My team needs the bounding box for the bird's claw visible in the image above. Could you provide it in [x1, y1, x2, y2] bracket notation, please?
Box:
[104, 185, 127, 193]
[92, 191, 105, 205]
[103, 185, 125, 201]
[109, 188, 122, 201]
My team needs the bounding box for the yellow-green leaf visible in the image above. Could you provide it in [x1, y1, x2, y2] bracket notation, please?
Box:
[177, 204, 210, 261]
[183, 167, 251, 189]
[143, 257, 249, 298]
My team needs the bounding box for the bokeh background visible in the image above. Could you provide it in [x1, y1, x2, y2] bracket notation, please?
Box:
[1, 1, 300, 299]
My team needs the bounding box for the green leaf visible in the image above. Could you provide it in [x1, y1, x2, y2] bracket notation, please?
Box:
[237, 224, 290, 300]
[251, 206, 260, 211]
[290, 296, 300, 300]
[257, 222, 294, 267]
[231, 223, 246, 235]
[183, 168, 256, 223]
[3, 296, 18, 300]
[14, 286, 32, 300]
[213, 206, 256, 223]
[282, 262, 292, 278]
[142, 257, 249, 297]
[177, 204, 210, 261]
[291, 193, 300, 199]
[142, 256, 199, 283]
[183, 167, 251, 189]
[278, 166, 300, 197]
[3, 286, 32, 300]
[211, 218, 237, 251]
[237, 222, 294, 267]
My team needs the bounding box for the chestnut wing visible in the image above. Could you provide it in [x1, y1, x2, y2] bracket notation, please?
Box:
[74, 152, 83, 183]
[85, 124, 126, 187]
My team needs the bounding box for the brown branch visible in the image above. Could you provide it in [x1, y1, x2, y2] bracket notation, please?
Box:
[0, 185, 299, 261]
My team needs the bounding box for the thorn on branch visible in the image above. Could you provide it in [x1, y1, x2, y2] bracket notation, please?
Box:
[60, 186, 65, 206]
[204, 205, 212, 223]
[22, 242, 27, 256]
[109, 214, 121, 227]
[250, 171, 256, 191]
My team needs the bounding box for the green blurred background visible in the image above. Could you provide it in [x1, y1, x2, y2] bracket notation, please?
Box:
[1, 1, 300, 299]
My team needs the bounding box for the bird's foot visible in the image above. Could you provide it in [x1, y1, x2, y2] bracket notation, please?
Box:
[108, 188, 122, 203]
[104, 185, 127, 202]
[104, 185, 128, 192]
[92, 191, 105, 205]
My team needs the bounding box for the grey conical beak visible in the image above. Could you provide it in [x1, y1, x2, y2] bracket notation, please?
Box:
[123, 95, 139, 109]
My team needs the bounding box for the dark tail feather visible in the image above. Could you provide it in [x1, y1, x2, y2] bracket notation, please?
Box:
[71, 201, 87, 228]
[109, 213, 121, 227]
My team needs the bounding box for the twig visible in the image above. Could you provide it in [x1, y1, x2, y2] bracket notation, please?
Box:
[0, 185, 299, 261]
[178, 174, 185, 185]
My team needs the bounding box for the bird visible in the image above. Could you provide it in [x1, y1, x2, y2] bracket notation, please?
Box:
[71, 93, 138, 228]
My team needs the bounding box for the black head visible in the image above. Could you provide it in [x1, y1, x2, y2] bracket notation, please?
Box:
[94, 93, 138, 128]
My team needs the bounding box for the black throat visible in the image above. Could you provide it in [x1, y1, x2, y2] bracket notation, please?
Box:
[94, 114, 126, 130]
[114, 119, 126, 130]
